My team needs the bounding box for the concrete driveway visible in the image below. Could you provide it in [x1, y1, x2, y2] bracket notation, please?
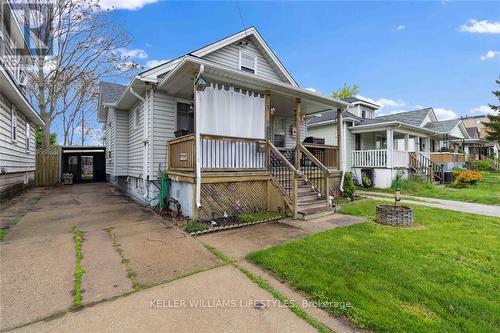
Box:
[0, 183, 220, 331]
[1, 183, 365, 333]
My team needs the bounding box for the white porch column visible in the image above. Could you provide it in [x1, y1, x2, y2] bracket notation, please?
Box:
[386, 128, 393, 168]
[404, 134, 410, 166]
[424, 136, 431, 158]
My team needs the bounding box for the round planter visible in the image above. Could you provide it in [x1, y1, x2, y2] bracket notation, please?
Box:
[376, 205, 414, 227]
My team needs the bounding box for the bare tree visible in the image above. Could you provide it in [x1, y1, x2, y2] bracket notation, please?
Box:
[27, 0, 137, 148]
[60, 73, 98, 145]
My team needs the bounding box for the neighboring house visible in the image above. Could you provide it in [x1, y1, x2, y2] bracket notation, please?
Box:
[461, 115, 499, 159]
[98, 27, 350, 220]
[0, 2, 44, 201]
[308, 98, 470, 188]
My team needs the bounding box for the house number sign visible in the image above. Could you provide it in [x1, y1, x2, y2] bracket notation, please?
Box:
[179, 153, 188, 161]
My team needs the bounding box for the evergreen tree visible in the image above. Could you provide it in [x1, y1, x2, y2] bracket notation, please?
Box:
[483, 76, 500, 142]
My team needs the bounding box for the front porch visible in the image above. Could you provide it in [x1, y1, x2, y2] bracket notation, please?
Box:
[162, 62, 346, 220]
[350, 129, 431, 169]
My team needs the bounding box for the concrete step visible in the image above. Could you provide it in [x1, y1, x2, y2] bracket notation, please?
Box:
[297, 207, 334, 221]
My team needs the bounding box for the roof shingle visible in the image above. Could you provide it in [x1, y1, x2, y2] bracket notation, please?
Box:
[100, 81, 127, 104]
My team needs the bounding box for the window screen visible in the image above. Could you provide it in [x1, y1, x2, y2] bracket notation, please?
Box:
[240, 52, 256, 74]
[176, 102, 194, 133]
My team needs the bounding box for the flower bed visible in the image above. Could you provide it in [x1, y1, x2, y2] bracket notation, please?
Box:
[185, 211, 284, 236]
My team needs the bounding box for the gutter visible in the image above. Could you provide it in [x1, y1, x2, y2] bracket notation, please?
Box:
[130, 87, 145, 102]
[158, 56, 351, 109]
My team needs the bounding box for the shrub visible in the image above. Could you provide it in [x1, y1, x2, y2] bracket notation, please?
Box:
[342, 173, 355, 200]
[185, 221, 208, 233]
[469, 159, 494, 171]
[452, 170, 482, 188]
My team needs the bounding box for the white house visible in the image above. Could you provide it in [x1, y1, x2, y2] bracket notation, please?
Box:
[98, 27, 350, 220]
[0, 2, 44, 201]
[308, 97, 470, 188]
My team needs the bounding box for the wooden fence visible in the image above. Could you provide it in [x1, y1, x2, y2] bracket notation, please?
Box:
[36, 145, 61, 187]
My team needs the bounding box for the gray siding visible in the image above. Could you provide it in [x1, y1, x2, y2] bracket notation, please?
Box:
[307, 123, 337, 146]
[0, 96, 36, 174]
[203, 40, 287, 84]
[345, 125, 355, 170]
[152, 91, 177, 179]
[115, 110, 129, 176]
[270, 116, 306, 149]
[128, 102, 144, 177]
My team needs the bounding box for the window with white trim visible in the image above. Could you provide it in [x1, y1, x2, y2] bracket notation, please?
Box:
[26, 122, 30, 153]
[239, 50, 257, 74]
[11, 107, 17, 142]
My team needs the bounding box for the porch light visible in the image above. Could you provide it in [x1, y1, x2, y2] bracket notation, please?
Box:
[195, 75, 208, 91]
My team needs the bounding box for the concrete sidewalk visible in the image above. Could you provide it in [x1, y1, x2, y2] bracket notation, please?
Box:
[200, 214, 365, 260]
[11, 265, 318, 333]
[359, 191, 500, 217]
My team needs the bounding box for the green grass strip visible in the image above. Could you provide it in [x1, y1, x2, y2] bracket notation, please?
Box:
[202, 243, 330, 333]
[72, 228, 85, 308]
[0, 214, 24, 241]
[203, 244, 235, 265]
[106, 228, 141, 290]
[239, 267, 330, 333]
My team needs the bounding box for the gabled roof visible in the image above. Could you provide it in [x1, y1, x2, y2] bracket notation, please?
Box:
[99, 81, 127, 104]
[466, 127, 480, 139]
[423, 119, 461, 133]
[343, 96, 381, 109]
[97, 81, 128, 123]
[138, 27, 298, 86]
[374, 108, 434, 127]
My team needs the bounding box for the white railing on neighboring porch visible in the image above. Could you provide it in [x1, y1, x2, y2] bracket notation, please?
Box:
[352, 149, 387, 167]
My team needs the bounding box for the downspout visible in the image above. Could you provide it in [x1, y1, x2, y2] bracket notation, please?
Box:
[194, 65, 204, 208]
[338, 109, 346, 191]
[131, 87, 149, 200]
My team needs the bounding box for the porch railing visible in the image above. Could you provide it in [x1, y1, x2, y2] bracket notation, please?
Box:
[201, 134, 266, 171]
[430, 152, 465, 163]
[303, 143, 339, 169]
[352, 149, 387, 167]
[167, 134, 267, 172]
[299, 143, 330, 199]
[168, 134, 195, 171]
[268, 142, 296, 203]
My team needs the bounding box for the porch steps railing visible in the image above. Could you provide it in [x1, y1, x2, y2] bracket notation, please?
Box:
[409, 152, 444, 184]
[268, 142, 332, 220]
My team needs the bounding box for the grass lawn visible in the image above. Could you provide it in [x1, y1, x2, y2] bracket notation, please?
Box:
[247, 200, 500, 332]
[360, 171, 500, 205]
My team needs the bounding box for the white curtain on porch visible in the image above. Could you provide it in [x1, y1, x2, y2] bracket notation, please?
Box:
[196, 83, 265, 139]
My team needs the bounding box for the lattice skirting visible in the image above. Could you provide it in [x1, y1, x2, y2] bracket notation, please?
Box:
[199, 181, 268, 221]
